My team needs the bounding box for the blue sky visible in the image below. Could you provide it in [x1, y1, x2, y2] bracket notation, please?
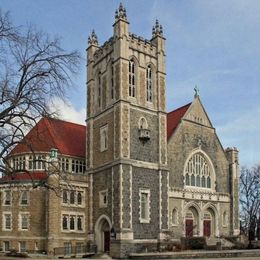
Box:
[2, 0, 260, 167]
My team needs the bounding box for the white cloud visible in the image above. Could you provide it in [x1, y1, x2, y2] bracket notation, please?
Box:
[50, 98, 86, 125]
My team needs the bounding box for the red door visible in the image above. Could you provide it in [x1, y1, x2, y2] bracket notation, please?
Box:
[186, 219, 193, 237]
[203, 220, 211, 237]
[104, 231, 110, 252]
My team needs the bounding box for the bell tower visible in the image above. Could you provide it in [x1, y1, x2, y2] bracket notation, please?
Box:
[86, 3, 169, 258]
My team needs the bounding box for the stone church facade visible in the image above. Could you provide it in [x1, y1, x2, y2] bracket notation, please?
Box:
[0, 3, 239, 258]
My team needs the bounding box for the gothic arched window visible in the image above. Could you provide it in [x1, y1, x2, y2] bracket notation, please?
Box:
[139, 117, 148, 130]
[184, 152, 214, 189]
[223, 211, 228, 226]
[146, 65, 152, 102]
[129, 59, 135, 97]
[70, 216, 75, 230]
[171, 208, 178, 225]
[111, 65, 115, 99]
[77, 216, 83, 230]
[70, 191, 75, 204]
[62, 216, 68, 230]
[77, 192, 82, 205]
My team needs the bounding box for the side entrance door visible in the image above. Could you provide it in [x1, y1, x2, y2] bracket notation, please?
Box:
[104, 231, 110, 252]
[203, 220, 211, 237]
[185, 219, 193, 237]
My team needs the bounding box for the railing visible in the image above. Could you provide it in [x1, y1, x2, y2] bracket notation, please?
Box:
[54, 244, 96, 257]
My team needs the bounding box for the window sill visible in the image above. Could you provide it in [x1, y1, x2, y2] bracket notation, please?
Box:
[139, 219, 150, 224]
[61, 230, 85, 233]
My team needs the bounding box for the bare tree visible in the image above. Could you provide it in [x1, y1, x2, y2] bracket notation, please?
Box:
[240, 165, 260, 245]
[0, 9, 81, 179]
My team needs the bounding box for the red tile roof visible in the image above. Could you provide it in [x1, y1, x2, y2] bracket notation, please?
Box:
[167, 103, 191, 139]
[9, 103, 191, 159]
[10, 117, 86, 158]
[0, 172, 47, 182]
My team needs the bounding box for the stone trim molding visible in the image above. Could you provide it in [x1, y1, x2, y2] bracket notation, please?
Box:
[169, 188, 230, 202]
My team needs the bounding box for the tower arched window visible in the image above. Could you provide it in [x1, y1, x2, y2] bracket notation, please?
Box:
[129, 59, 135, 97]
[184, 152, 214, 189]
[111, 65, 115, 99]
[98, 72, 101, 108]
[146, 65, 152, 102]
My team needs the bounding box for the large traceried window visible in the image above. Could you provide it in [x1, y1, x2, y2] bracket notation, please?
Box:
[129, 59, 135, 97]
[184, 152, 214, 189]
[146, 65, 153, 102]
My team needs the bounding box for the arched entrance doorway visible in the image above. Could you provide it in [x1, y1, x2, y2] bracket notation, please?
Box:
[203, 208, 215, 237]
[185, 206, 199, 237]
[94, 215, 112, 253]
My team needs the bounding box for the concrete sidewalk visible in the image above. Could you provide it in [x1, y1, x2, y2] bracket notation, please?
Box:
[129, 249, 260, 259]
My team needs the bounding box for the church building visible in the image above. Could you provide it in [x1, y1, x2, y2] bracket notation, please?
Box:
[0, 3, 239, 258]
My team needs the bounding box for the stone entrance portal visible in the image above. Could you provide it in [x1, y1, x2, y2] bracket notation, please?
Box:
[94, 215, 111, 253]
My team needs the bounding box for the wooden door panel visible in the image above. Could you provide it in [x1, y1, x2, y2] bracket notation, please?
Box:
[104, 231, 110, 252]
[186, 219, 193, 237]
[203, 220, 211, 237]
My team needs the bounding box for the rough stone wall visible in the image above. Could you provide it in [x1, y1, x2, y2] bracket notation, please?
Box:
[130, 109, 159, 163]
[92, 168, 112, 227]
[168, 121, 229, 193]
[132, 167, 159, 239]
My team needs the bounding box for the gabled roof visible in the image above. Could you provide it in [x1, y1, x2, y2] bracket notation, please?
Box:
[0, 172, 47, 182]
[167, 103, 191, 140]
[10, 117, 86, 158]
